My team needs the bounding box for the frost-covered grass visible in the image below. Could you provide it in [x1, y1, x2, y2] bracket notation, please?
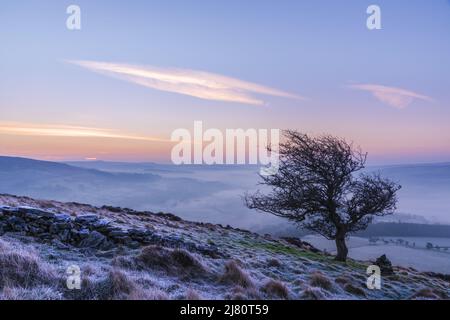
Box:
[0, 194, 449, 300]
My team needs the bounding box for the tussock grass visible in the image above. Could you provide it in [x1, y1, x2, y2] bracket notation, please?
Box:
[99, 269, 137, 300]
[266, 258, 281, 268]
[309, 271, 333, 291]
[0, 239, 61, 300]
[301, 287, 325, 300]
[115, 245, 207, 279]
[226, 285, 261, 300]
[138, 246, 206, 277]
[334, 276, 350, 286]
[184, 288, 202, 300]
[0, 286, 63, 300]
[219, 260, 254, 288]
[411, 287, 447, 300]
[344, 283, 366, 297]
[0, 249, 56, 288]
[64, 268, 152, 300]
[261, 279, 290, 299]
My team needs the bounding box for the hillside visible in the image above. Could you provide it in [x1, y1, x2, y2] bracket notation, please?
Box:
[0, 156, 159, 198]
[1, 194, 449, 300]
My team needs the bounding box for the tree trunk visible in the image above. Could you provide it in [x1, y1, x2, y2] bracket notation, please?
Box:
[335, 237, 348, 262]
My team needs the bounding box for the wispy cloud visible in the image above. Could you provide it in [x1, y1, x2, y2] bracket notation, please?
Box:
[0, 122, 169, 142]
[68, 60, 305, 105]
[348, 84, 433, 109]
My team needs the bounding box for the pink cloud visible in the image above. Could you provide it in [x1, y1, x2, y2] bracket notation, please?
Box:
[68, 60, 305, 105]
[349, 84, 433, 109]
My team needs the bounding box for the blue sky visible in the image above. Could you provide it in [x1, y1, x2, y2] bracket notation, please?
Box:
[1, 0, 449, 164]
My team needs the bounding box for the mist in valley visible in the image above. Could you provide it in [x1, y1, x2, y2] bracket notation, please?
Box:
[1, 156, 450, 232]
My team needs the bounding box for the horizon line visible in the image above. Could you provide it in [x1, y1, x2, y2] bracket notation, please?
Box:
[2, 154, 450, 168]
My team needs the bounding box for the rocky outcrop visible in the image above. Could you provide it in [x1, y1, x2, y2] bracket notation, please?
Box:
[0, 206, 221, 257]
[374, 254, 394, 275]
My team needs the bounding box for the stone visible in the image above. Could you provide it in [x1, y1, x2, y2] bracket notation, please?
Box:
[75, 214, 100, 224]
[108, 229, 129, 237]
[38, 232, 53, 240]
[92, 218, 111, 229]
[57, 229, 71, 242]
[0, 206, 10, 217]
[78, 228, 91, 238]
[54, 213, 72, 222]
[113, 236, 132, 245]
[7, 216, 27, 232]
[49, 224, 59, 234]
[28, 225, 44, 234]
[1, 207, 19, 215]
[0, 205, 187, 251]
[128, 228, 148, 237]
[19, 207, 55, 219]
[50, 222, 70, 233]
[51, 239, 70, 250]
[69, 228, 89, 241]
[128, 241, 141, 249]
[78, 230, 109, 249]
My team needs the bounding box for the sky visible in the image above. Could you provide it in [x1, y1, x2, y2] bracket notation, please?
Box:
[1, 0, 450, 164]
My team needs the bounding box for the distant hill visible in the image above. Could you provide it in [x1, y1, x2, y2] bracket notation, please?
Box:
[356, 222, 450, 238]
[255, 221, 450, 239]
[65, 160, 260, 174]
[0, 156, 155, 181]
[0, 156, 158, 200]
[64, 160, 179, 174]
[0, 156, 226, 213]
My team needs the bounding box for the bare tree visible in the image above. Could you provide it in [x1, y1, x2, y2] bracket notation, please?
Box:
[245, 131, 400, 262]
